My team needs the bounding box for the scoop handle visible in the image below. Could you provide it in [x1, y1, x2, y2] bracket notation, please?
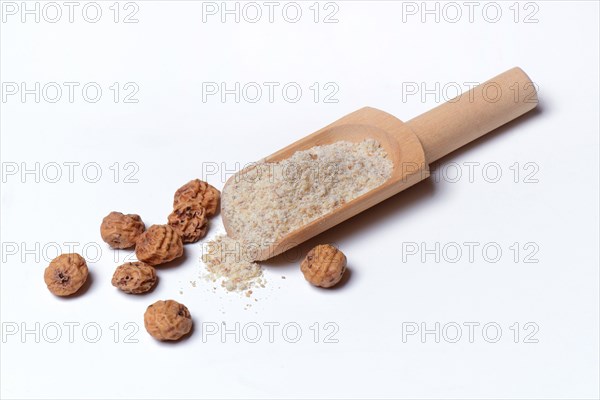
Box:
[406, 67, 538, 163]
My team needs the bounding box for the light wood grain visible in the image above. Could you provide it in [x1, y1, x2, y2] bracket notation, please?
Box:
[407, 67, 538, 163]
[222, 67, 538, 260]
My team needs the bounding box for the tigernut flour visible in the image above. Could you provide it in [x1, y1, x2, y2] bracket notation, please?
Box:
[202, 235, 265, 292]
[202, 139, 392, 292]
[223, 139, 393, 245]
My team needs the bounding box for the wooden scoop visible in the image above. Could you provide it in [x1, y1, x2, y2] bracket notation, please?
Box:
[222, 67, 538, 260]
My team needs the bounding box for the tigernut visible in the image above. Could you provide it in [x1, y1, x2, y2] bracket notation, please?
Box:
[111, 262, 157, 294]
[144, 300, 192, 341]
[135, 224, 183, 266]
[100, 211, 145, 249]
[173, 179, 220, 217]
[300, 244, 347, 288]
[44, 253, 89, 296]
[167, 202, 208, 243]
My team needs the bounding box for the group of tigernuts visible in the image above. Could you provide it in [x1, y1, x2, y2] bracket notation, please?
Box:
[43, 179, 220, 341]
[43, 179, 348, 342]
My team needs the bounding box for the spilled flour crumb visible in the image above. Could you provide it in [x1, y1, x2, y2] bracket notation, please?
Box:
[201, 235, 266, 292]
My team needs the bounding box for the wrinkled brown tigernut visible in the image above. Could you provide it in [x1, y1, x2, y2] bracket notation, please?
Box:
[173, 179, 220, 217]
[300, 244, 347, 288]
[111, 262, 157, 294]
[167, 202, 208, 243]
[100, 211, 145, 249]
[44, 253, 89, 296]
[135, 224, 183, 266]
[144, 300, 192, 341]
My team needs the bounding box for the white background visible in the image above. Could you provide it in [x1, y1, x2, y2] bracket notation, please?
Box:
[1, 1, 599, 399]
